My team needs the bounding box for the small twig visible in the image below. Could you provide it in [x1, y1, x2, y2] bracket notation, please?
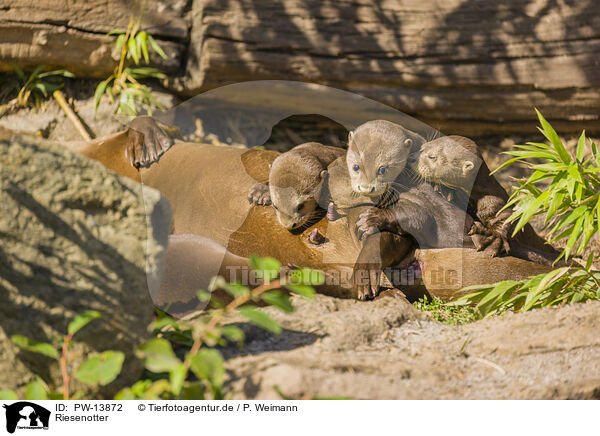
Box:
[472, 356, 506, 375]
[53, 90, 93, 141]
[60, 334, 72, 400]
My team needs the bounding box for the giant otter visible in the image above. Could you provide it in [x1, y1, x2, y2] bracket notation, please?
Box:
[346, 121, 558, 261]
[411, 135, 559, 260]
[247, 142, 345, 230]
[62, 117, 556, 304]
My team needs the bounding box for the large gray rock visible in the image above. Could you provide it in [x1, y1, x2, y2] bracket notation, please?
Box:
[224, 295, 600, 399]
[0, 130, 170, 398]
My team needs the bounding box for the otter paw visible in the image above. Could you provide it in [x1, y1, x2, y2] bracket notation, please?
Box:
[356, 208, 387, 240]
[126, 115, 174, 168]
[248, 182, 272, 206]
[352, 265, 382, 301]
[469, 221, 511, 256]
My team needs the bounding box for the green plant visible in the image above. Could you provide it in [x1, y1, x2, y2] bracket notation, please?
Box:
[116, 257, 323, 400]
[450, 110, 600, 318]
[94, 3, 167, 116]
[8, 65, 74, 107]
[3, 311, 124, 400]
[413, 296, 475, 325]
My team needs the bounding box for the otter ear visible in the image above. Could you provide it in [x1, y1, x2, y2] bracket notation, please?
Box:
[348, 131, 354, 144]
[320, 169, 328, 180]
[462, 160, 475, 175]
[404, 138, 413, 147]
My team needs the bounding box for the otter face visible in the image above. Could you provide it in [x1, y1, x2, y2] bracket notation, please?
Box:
[415, 138, 478, 190]
[270, 185, 319, 230]
[347, 120, 420, 196]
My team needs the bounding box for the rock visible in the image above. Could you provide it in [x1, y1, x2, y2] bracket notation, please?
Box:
[0, 131, 171, 398]
[223, 295, 600, 399]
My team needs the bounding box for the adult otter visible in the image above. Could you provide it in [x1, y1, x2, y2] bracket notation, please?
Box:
[247, 142, 345, 230]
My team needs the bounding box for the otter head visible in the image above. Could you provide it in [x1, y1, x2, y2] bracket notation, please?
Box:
[414, 136, 480, 191]
[269, 153, 326, 230]
[347, 120, 424, 196]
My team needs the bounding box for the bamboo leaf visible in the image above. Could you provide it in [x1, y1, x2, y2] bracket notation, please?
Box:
[576, 130, 586, 162]
[147, 35, 167, 59]
[536, 109, 571, 164]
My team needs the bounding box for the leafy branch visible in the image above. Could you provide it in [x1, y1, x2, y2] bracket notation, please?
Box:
[117, 257, 323, 400]
[3, 311, 123, 400]
[94, 1, 167, 116]
[451, 110, 600, 318]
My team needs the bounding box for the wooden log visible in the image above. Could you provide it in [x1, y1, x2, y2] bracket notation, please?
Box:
[0, 0, 187, 77]
[173, 0, 600, 136]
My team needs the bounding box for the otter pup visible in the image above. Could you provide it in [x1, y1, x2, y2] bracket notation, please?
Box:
[247, 142, 345, 230]
[413, 135, 513, 256]
[345, 119, 425, 197]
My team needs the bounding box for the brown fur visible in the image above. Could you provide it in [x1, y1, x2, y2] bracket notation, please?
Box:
[413, 136, 559, 261]
[64, 119, 562, 302]
[346, 120, 425, 196]
[248, 142, 345, 230]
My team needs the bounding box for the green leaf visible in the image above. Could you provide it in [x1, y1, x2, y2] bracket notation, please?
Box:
[11, 335, 59, 359]
[94, 79, 109, 112]
[261, 291, 294, 313]
[115, 34, 126, 53]
[585, 252, 595, 271]
[197, 289, 212, 302]
[284, 283, 316, 299]
[567, 165, 584, 184]
[512, 190, 550, 235]
[220, 325, 245, 344]
[490, 157, 526, 174]
[536, 109, 571, 164]
[169, 363, 187, 396]
[0, 389, 18, 400]
[127, 37, 140, 64]
[188, 349, 224, 384]
[238, 306, 281, 334]
[137, 338, 181, 373]
[25, 380, 47, 400]
[74, 351, 125, 386]
[68, 310, 102, 336]
[147, 35, 167, 59]
[564, 215, 584, 259]
[249, 256, 281, 282]
[138, 32, 150, 63]
[522, 268, 569, 311]
[545, 191, 566, 224]
[576, 130, 586, 162]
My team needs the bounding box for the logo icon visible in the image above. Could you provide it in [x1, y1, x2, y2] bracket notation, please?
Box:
[2, 402, 50, 434]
